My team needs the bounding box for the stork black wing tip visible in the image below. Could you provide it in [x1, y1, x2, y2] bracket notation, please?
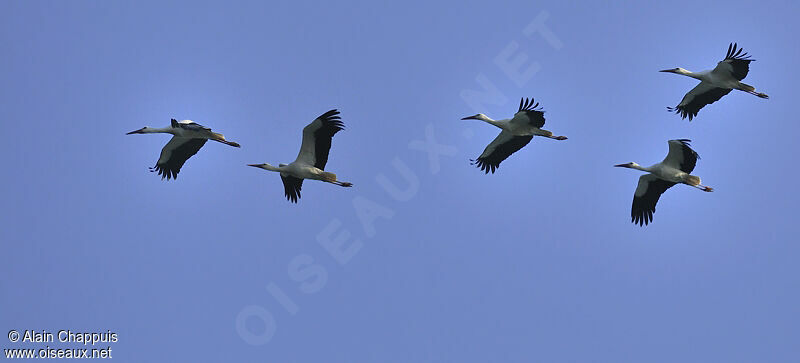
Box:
[518, 97, 541, 112]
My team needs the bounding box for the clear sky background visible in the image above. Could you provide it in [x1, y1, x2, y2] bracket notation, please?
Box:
[2, 1, 799, 362]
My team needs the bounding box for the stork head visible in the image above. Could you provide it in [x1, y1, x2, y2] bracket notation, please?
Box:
[126, 127, 148, 134]
[461, 113, 488, 121]
[614, 162, 640, 169]
[659, 67, 688, 74]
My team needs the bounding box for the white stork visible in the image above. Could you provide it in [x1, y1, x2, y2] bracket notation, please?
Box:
[615, 139, 713, 226]
[661, 43, 769, 121]
[248, 109, 352, 203]
[461, 97, 567, 174]
[127, 119, 240, 180]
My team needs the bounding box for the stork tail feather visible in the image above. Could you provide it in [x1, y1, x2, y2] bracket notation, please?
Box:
[738, 82, 756, 92]
[684, 175, 701, 186]
[537, 129, 553, 137]
[322, 172, 337, 182]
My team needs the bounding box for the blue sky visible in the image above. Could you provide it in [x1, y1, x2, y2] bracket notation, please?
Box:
[2, 1, 799, 361]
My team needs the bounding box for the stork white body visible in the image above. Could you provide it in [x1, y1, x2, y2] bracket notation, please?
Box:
[248, 109, 352, 203]
[462, 97, 568, 174]
[615, 139, 713, 226]
[662, 43, 768, 121]
[127, 119, 240, 180]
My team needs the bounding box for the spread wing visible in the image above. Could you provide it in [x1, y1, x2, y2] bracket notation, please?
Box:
[510, 97, 545, 128]
[172, 119, 211, 132]
[471, 130, 533, 174]
[295, 109, 345, 170]
[281, 175, 304, 203]
[668, 82, 731, 121]
[662, 139, 699, 173]
[712, 42, 753, 81]
[150, 137, 207, 180]
[631, 175, 676, 226]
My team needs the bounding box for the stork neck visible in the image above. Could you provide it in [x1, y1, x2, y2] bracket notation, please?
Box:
[678, 69, 703, 80]
[478, 116, 506, 128]
[487, 120, 506, 128]
[632, 164, 651, 172]
[260, 164, 284, 172]
[142, 127, 175, 134]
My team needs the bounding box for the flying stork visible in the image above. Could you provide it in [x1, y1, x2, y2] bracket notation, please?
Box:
[461, 97, 567, 174]
[615, 139, 713, 226]
[127, 119, 240, 180]
[661, 43, 769, 121]
[248, 109, 352, 203]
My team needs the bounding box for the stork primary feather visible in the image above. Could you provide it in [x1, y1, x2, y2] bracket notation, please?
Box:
[661, 43, 769, 121]
[248, 109, 352, 203]
[615, 139, 713, 226]
[462, 97, 567, 174]
[127, 119, 240, 180]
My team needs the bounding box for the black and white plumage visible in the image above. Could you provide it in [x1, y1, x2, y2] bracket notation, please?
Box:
[461, 97, 567, 174]
[615, 139, 713, 226]
[661, 43, 769, 121]
[127, 119, 240, 180]
[248, 109, 352, 203]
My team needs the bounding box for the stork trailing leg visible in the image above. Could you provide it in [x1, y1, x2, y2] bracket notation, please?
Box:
[737, 82, 769, 99]
[691, 184, 714, 192]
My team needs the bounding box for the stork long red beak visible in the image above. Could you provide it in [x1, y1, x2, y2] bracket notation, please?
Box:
[659, 69, 677, 73]
[613, 163, 628, 167]
[126, 128, 144, 135]
[461, 115, 479, 120]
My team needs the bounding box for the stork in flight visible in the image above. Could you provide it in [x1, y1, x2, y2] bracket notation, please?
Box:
[127, 119, 240, 180]
[661, 43, 769, 121]
[615, 139, 713, 226]
[248, 109, 352, 203]
[461, 97, 567, 174]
